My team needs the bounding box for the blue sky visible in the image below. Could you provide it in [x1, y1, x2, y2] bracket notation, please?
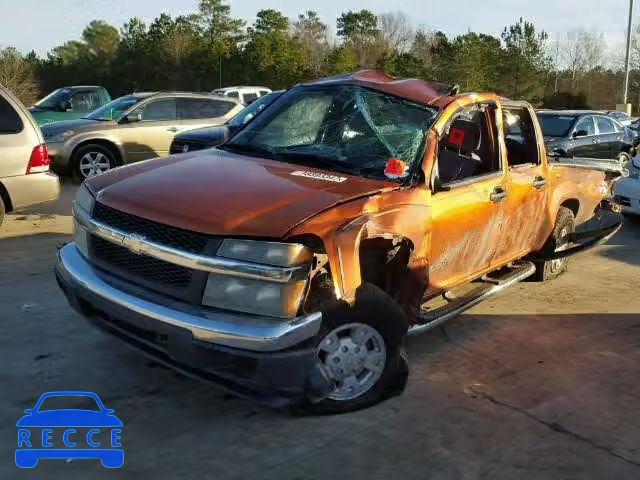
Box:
[0, 0, 634, 55]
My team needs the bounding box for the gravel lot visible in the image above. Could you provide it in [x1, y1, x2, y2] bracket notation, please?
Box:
[1, 180, 639, 479]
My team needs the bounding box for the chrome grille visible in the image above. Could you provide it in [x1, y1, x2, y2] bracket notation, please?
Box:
[92, 202, 208, 254]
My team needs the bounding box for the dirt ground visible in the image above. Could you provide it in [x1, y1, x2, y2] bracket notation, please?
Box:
[1, 180, 639, 480]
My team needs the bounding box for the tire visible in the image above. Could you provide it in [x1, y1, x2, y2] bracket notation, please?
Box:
[299, 284, 409, 415]
[618, 151, 631, 169]
[533, 207, 575, 281]
[0, 194, 5, 228]
[71, 144, 117, 182]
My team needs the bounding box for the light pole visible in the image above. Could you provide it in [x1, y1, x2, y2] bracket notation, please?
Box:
[623, 0, 635, 105]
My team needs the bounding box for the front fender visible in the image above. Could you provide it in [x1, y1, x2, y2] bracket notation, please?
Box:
[65, 133, 125, 162]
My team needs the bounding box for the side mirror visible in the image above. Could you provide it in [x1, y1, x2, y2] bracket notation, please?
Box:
[23, 409, 34, 414]
[125, 111, 142, 123]
[573, 130, 588, 138]
[105, 409, 115, 414]
[60, 101, 72, 112]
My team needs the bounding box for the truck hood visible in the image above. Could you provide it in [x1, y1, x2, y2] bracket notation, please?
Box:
[86, 149, 396, 238]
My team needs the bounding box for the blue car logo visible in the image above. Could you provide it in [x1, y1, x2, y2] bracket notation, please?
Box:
[16, 391, 123, 468]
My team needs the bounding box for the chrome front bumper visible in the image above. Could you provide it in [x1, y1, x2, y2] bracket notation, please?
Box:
[55, 243, 322, 352]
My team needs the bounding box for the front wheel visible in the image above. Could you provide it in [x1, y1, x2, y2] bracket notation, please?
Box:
[72, 144, 116, 182]
[301, 284, 409, 415]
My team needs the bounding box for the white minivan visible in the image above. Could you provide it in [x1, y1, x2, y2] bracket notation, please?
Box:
[212, 86, 272, 105]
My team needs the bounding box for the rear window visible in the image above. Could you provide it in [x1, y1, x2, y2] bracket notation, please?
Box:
[178, 98, 236, 119]
[0, 95, 24, 134]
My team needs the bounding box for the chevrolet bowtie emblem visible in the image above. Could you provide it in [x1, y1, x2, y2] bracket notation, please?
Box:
[122, 233, 147, 255]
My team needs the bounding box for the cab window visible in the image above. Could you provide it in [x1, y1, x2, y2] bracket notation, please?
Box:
[226, 91, 240, 100]
[503, 107, 539, 166]
[70, 90, 100, 113]
[435, 104, 501, 186]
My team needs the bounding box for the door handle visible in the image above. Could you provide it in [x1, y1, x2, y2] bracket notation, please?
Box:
[533, 176, 547, 189]
[592, 139, 599, 144]
[166, 127, 180, 132]
[490, 186, 507, 203]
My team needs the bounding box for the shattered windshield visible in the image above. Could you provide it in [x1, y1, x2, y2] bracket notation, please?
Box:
[223, 85, 438, 182]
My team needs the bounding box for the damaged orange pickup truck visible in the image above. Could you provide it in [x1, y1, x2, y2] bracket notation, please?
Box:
[56, 71, 624, 413]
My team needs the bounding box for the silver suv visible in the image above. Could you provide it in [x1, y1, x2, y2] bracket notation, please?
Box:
[43, 92, 243, 180]
[0, 85, 60, 226]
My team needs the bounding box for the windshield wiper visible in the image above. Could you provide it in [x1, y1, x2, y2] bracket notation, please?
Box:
[274, 151, 362, 176]
[221, 142, 278, 160]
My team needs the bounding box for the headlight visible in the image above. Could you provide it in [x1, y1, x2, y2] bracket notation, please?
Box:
[203, 274, 306, 318]
[205, 239, 312, 317]
[73, 185, 95, 259]
[46, 130, 77, 142]
[217, 239, 312, 267]
[74, 184, 95, 213]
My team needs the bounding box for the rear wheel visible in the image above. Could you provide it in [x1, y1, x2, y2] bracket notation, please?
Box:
[300, 284, 409, 415]
[72, 144, 117, 182]
[533, 207, 575, 281]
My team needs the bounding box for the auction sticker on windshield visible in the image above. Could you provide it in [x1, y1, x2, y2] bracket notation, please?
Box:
[15, 391, 124, 469]
[291, 171, 348, 183]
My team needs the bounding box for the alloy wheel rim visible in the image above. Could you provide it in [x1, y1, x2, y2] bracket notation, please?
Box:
[79, 152, 111, 178]
[317, 322, 387, 401]
[550, 227, 570, 273]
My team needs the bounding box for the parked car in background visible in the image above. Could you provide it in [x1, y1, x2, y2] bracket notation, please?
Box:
[537, 110, 638, 165]
[43, 92, 244, 180]
[170, 90, 283, 154]
[29, 86, 111, 126]
[0, 85, 60, 226]
[212, 86, 272, 105]
[606, 110, 634, 126]
[614, 157, 640, 215]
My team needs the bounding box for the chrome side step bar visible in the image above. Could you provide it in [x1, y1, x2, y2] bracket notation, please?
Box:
[408, 261, 536, 336]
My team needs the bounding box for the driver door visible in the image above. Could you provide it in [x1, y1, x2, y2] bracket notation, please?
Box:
[427, 102, 508, 293]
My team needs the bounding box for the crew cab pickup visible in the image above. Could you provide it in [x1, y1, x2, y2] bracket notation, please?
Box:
[29, 86, 111, 125]
[55, 71, 623, 414]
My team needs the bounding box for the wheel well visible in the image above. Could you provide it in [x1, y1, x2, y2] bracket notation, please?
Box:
[72, 140, 123, 166]
[0, 181, 13, 212]
[560, 199, 580, 218]
[359, 237, 413, 298]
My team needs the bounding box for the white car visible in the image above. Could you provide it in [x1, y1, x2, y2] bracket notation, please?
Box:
[212, 86, 272, 105]
[614, 156, 640, 215]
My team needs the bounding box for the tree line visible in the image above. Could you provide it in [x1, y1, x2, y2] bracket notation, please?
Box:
[0, 0, 638, 112]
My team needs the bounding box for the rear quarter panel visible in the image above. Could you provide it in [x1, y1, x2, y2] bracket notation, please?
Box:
[547, 164, 607, 226]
